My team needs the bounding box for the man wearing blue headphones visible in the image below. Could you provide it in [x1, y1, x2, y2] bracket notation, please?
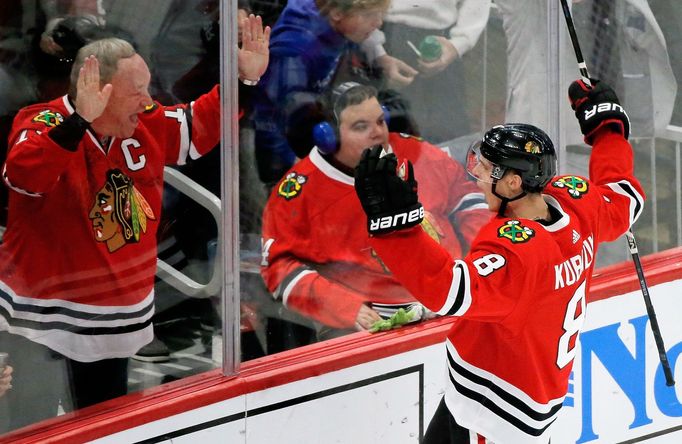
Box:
[260, 82, 490, 340]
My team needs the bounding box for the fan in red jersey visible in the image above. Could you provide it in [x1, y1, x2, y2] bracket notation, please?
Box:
[261, 82, 489, 341]
[0, 14, 269, 433]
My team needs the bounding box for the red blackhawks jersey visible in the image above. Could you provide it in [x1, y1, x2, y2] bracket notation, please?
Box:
[0, 87, 219, 362]
[369, 131, 645, 443]
[261, 133, 490, 328]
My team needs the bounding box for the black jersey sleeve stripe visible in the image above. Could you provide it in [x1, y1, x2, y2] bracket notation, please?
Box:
[274, 265, 314, 301]
[444, 263, 467, 315]
[614, 180, 643, 223]
[450, 192, 488, 214]
[186, 101, 194, 147]
[437, 261, 472, 317]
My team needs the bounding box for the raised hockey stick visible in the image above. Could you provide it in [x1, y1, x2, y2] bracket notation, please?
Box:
[559, 0, 675, 386]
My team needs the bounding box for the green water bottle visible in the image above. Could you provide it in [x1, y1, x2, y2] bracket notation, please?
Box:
[419, 35, 442, 62]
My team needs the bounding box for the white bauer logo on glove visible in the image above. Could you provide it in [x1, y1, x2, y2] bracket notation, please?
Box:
[583, 102, 629, 121]
[369, 206, 424, 233]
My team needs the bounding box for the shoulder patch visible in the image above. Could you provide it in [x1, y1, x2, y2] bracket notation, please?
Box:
[143, 103, 158, 113]
[277, 172, 307, 200]
[398, 132, 423, 141]
[552, 175, 589, 198]
[498, 220, 535, 244]
[32, 110, 64, 127]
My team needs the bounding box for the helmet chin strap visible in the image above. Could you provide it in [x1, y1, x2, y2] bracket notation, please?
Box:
[491, 180, 526, 217]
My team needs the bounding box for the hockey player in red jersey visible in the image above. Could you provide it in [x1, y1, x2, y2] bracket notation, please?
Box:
[0, 16, 269, 433]
[354, 79, 644, 443]
[260, 82, 490, 340]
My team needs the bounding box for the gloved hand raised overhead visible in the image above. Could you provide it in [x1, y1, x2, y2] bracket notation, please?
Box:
[568, 78, 630, 144]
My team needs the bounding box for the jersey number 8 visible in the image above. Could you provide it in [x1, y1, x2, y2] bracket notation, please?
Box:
[557, 279, 587, 369]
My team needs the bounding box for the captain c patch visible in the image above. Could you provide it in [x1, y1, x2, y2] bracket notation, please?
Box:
[552, 175, 588, 198]
[277, 172, 307, 200]
[32, 110, 64, 127]
[498, 220, 535, 244]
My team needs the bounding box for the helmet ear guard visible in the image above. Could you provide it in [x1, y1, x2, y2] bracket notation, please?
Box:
[312, 81, 390, 155]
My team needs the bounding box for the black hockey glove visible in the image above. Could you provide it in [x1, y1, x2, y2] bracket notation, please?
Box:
[568, 78, 630, 145]
[354, 145, 424, 235]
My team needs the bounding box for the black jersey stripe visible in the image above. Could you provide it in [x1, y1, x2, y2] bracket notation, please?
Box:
[447, 347, 564, 422]
[274, 265, 314, 300]
[0, 302, 153, 335]
[186, 102, 194, 148]
[448, 369, 558, 437]
[451, 192, 487, 213]
[0, 287, 154, 321]
[615, 180, 643, 222]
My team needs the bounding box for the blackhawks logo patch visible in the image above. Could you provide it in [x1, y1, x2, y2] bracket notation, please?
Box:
[32, 110, 64, 127]
[552, 175, 588, 198]
[498, 220, 535, 244]
[90, 169, 156, 253]
[277, 172, 307, 200]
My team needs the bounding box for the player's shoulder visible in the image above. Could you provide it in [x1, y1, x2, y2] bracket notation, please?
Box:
[545, 174, 594, 201]
[468, 217, 551, 278]
[138, 102, 171, 128]
[14, 98, 69, 129]
[477, 217, 546, 248]
[141, 102, 162, 116]
[269, 158, 319, 203]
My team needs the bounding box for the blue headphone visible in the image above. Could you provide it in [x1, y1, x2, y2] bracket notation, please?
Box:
[312, 81, 390, 155]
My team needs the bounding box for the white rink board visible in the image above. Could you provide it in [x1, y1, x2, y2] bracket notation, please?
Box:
[91, 395, 248, 444]
[552, 278, 682, 443]
[90, 279, 682, 444]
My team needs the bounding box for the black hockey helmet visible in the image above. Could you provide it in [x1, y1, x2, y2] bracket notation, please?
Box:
[469, 123, 557, 193]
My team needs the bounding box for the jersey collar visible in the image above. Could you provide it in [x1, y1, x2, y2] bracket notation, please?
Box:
[539, 195, 570, 232]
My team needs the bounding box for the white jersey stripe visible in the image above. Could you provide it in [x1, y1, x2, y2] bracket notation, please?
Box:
[0, 287, 155, 328]
[0, 278, 155, 315]
[278, 269, 316, 306]
[447, 341, 565, 414]
[450, 192, 487, 214]
[2, 164, 43, 197]
[188, 101, 201, 160]
[174, 107, 190, 165]
[4, 323, 153, 363]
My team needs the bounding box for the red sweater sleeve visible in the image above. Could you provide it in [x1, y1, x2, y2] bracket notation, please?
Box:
[260, 189, 367, 328]
[5, 107, 80, 195]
